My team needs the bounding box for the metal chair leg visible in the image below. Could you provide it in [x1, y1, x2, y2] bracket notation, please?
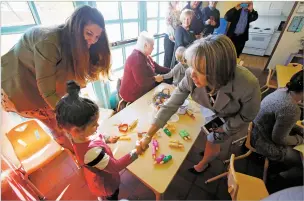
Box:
[232, 136, 247, 145]
[205, 172, 228, 184]
[24, 174, 46, 200]
[263, 158, 269, 184]
[224, 150, 252, 164]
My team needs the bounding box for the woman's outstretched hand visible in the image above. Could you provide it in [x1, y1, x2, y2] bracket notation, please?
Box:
[135, 136, 151, 155]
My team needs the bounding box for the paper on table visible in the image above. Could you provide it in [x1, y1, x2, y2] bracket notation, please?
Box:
[200, 106, 216, 123]
[294, 144, 304, 155]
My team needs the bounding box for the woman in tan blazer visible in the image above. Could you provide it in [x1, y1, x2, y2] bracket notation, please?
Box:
[137, 34, 261, 174]
[1, 5, 111, 151]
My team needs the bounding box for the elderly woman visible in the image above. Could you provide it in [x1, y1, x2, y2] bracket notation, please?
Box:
[225, 2, 258, 58]
[1, 5, 111, 151]
[251, 70, 304, 179]
[119, 31, 170, 103]
[171, 9, 196, 68]
[137, 35, 261, 174]
[164, 1, 181, 68]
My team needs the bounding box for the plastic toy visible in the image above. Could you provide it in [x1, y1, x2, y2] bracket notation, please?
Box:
[186, 110, 195, 120]
[152, 89, 171, 109]
[118, 136, 131, 140]
[128, 119, 138, 132]
[161, 155, 172, 164]
[154, 154, 165, 164]
[152, 145, 156, 159]
[118, 124, 129, 133]
[169, 140, 184, 149]
[163, 128, 172, 137]
[165, 123, 176, 133]
[152, 139, 159, 151]
[179, 130, 191, 141]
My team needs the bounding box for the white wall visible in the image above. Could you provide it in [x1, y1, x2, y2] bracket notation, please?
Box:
[267, 2, 303, 69]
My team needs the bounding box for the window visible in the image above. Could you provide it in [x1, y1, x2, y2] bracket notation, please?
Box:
[152, 41, 158, 56]
[123, 22, 139, 40]
[147, 20, 158, 35]
[34, 2, 74, 25]
[106, 24, 121, 42]
[96, 2, 119, 20]
[159, 2, 168, 18]
[111, 48, 124, 71]
[1, 34, 23, 56]
[125, 44, 136, 58]
[147, 2, 159, 18]
[159, 53, 165, 66]
[159, 19, 166, 35]
[1, 2, 35, 27]
[159, 37, 164, 53]
[122, 2, 138, 19]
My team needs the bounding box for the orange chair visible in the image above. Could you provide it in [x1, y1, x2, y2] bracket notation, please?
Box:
[224, 123, 269, 183]
[260, 69, 277, 95]
[5, 120, 78, 200]
[205, 154, 269, 201]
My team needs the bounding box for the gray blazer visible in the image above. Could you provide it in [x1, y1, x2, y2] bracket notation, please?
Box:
[153, 66, 261, 136]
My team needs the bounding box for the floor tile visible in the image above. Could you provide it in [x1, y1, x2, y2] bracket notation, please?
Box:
[133, 182, 155, 200]
[120, 170, 141, 190]
[165, 174, 192, 200]
[186, 185, 215, 200]
[176, 159, 197, 184]
[195, 169, 220, 194]
[118, 183, 133, 200]
[215, 179, 231, 200]
[186, 146, 203, 164]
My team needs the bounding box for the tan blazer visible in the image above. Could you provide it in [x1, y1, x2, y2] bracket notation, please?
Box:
[153, 66, 261, 135]
[1, 26, 84, 112]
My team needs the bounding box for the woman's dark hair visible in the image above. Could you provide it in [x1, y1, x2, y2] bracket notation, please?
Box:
[60, 5, 111, 82]
[55, 80, 99, 130]
[286, 70, 303, 93]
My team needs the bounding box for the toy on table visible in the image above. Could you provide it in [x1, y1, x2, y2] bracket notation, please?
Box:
[163, 128, 172, 137]
[116, 119, 138, 133]
[169, 140, 184, 149]
[154, 154, 172, 164]
[128, 119, 138, 132]
[186, 109, 195, 120]
[165, 123, 176, 133]
[179, 130, 191, 141]
[152, 139, 159, 151]
[153, 89, 171, 110]
[118, 136, 131, 140]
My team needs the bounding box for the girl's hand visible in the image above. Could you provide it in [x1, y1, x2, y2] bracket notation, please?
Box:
[135, 136, 151, 155]
[108, 136, 120, 143]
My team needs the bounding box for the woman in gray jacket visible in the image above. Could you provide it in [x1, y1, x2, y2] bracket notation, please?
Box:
[136, 35, 261, 174]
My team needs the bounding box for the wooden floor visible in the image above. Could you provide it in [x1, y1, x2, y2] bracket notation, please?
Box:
[240, 54, 270, 70]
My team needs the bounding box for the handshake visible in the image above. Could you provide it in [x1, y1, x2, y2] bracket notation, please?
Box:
[134, 135, 151, 155]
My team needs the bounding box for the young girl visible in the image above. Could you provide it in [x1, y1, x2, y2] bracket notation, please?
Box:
[155, 46, 188, 86]
[55, 80, 140, 200]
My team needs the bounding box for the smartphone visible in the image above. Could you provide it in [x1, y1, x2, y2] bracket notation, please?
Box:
[240, 3, 249, 8]
[202, 116, 225, 135]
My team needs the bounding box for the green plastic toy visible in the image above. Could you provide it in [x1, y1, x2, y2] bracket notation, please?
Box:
[179, 129, 191, 140]
[163, 128, 172, 136]
[162, 155, 172, 164]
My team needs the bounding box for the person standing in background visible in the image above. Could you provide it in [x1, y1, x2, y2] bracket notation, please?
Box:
[164, 1, 181, 68]
[183, 1, 204, 39]
[171, 9, 196, 68]
[201, 1, 220, 37]
[225, 1, 258, 58]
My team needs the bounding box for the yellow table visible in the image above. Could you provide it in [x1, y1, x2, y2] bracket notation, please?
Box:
[98, 83, 204, 200]
[276, 65, 302, 88]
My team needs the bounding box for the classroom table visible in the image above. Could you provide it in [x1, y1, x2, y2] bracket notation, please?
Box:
[275, 65, 302, 88]
[98, 83, 204, 200]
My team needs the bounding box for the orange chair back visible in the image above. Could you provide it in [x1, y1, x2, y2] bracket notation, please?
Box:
[245, 123, 256, 152]
[227, 154, 239, 201]
[6, 120, 53, 161]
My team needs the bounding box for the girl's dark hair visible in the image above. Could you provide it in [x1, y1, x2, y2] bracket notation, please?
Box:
[55, 80, 99, 130]
[286, 70, 303, 93]
[60, 5, 111, 82]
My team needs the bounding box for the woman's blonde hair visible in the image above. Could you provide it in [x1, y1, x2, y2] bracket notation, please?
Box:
[180, 9, 194, 22]
[184, 34, 237, 93]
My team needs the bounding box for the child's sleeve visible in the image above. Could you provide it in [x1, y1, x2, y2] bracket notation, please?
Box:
[163, 64, 180, 80]
[84, 147, 138, 173]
